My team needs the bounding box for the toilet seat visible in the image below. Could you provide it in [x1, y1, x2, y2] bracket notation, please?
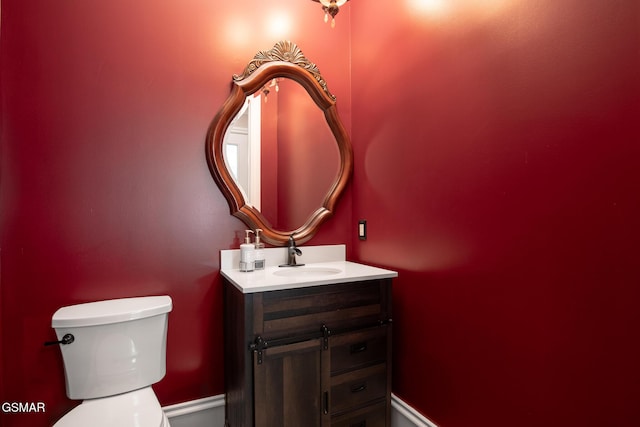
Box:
[53, 387, 169, 427]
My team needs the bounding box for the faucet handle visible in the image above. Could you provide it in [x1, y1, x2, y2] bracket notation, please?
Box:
[279, 235, 304, 267]
[288, 235, 302, 255]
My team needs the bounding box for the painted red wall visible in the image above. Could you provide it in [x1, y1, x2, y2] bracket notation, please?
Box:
[351, 1, 639, 426]
[0, 1, 351, 426]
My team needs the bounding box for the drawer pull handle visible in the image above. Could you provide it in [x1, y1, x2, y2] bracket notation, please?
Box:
[323, 391, 329, 414]
[350, 383, 367, 393]
[351, 422, 366, 427]
[350, 342, 368, 354]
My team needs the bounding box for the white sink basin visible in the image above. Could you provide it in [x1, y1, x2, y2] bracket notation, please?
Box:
[273, 267, 342, 278]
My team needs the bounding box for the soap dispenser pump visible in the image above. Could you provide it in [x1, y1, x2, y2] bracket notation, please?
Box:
[239, 230, 255, 272]
[254, 229, 266, 270]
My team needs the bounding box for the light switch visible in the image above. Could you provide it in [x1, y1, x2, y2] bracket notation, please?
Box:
[358, 220, 367, 240]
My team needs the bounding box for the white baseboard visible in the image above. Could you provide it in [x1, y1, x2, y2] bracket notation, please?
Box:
[163, 393, 438, 427]
[391, 394, 439, 427]
[163, 395, 225, 427]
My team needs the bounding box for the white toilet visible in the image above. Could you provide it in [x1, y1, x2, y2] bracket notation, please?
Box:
[51, 295, 173, 427]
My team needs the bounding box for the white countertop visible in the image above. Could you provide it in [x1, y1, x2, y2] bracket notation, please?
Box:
[220, 245, 397, 293]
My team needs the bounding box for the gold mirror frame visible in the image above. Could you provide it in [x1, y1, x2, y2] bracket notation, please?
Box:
[206, 41, 353, 246]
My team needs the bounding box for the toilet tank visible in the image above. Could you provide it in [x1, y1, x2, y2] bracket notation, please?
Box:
[52, 296, 172, 400]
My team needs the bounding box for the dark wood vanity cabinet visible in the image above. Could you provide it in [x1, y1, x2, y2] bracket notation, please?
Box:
[224, 278, 393, 427]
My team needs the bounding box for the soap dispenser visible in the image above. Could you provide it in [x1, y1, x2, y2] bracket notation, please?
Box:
[254, 229, 265, 270]
[239, 230, 255, 272]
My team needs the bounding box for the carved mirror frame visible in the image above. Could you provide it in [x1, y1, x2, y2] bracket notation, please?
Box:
[206, 41, 353, 246]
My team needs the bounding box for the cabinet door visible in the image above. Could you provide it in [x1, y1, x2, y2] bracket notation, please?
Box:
[253, 338, 330, 427]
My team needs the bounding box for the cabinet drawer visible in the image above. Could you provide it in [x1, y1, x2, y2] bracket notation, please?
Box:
[257, 281, 387, 339]
[331, 327, 388, 375]
[331, 401, 387, 427]
[331, 364, 387, 415]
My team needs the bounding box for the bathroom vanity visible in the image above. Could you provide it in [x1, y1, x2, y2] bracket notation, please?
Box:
[221, 246, 397, 427]
[211, 41, 395, 427]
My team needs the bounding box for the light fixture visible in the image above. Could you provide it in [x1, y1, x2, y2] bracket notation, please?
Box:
[261, 78, 280, 102]
[312, 0, 349, 28]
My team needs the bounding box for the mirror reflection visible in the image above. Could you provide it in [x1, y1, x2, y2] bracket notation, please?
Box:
[223, 78, 340, 231]
[206, 40, 353, 246]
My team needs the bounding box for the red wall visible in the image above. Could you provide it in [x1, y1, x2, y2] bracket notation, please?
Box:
[0, 1, 351, 426]
[351, 1, 640, 426]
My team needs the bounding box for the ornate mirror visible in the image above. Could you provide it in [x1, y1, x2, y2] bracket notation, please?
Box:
[206, 40, 353, 246]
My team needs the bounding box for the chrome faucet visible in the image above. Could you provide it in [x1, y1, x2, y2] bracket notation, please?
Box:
[279, 235, 305, 267]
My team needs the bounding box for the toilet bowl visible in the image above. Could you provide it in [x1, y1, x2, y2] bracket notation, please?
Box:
[51, 296, 173, 427]
[53, 387, 170, 427]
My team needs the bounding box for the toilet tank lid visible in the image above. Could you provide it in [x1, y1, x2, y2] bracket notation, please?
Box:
[52, 296, 173, 328]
